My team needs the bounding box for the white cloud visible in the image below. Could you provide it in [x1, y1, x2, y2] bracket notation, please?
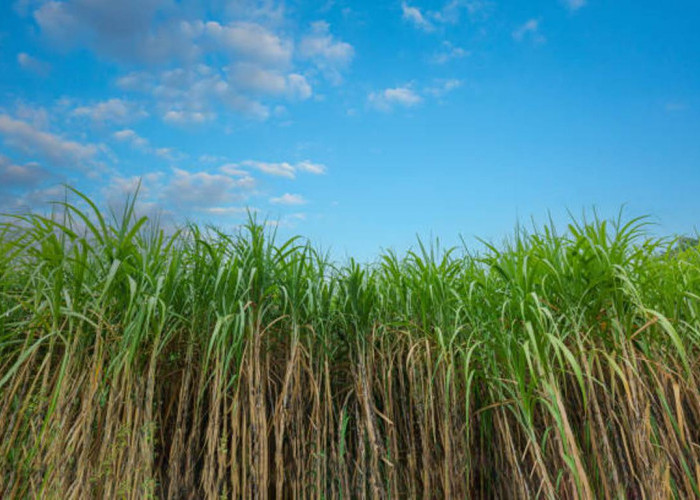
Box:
[368, 80, 461, 111]
[287, 74, 313, 100]
[31, 1, 301, 68]
[72, 98, 147, 124]
[200, 154, 229, 164]
[299, 21, 354, 83]
[155, 147, 178, 160]
[241, 160, 296, 178]
[113, 129, 149, 149]
[163, 109, 215, 125]
[13, 102, 50, 130]
[431, 0, 488, 24]
[296, 160, 326, 174]
[228, 64, 312, 100]
[103, 175, 148, 201]
[401, 2, 434, 32]
[369, 86, 422, 111]
[219, 163, 249, 176]
[0, 114, 102, 171]
[205, 21, 292, 67]
[431, 42, 469, 64]
[112, 129, 183, 162]
[17, 52, 51, 76]
[1, 184, 68, 213]
[0, 154, 52, 188]
[237, 159, 326, 178]
[425, 78, 462, 97]
[33, 1, 83, 46]
[204, 206, 252, 215]
[162, 168, 254, 208]
[300, 21, 354, 64]
[120, 65, 273, 123]
[268, 212, 306, 228]
[227, 95, 271, 121]
[224, 0, 285, 24]
[32, 0, 199, 64]
[154, 66, 231, 122]
[512, 19, 545, 44]
[402, 1, 487, 31]
[116, 72, 155, 92]
[31, 1, 349, 126]
[100, 173, 170, 221]
[270, 193, 307, 205]
[228, 63, 287, 95]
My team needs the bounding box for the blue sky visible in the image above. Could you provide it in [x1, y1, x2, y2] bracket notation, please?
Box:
[0, 0, 699, 259]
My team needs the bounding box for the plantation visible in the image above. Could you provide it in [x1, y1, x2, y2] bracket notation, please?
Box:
[1, 190, 699, 498]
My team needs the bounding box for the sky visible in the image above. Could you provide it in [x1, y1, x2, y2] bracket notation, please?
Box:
[0, 0, 699, 260]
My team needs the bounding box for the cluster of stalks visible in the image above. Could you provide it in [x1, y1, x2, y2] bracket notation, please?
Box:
[1, 189, 699, 499]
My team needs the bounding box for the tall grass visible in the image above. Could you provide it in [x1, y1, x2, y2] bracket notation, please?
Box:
[1, 189, 699, 498]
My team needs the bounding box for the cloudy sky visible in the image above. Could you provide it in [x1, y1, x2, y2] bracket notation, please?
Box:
[1, 0, 699, 258]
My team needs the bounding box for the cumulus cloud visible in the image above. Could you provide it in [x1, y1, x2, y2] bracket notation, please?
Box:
[113, 129, 149, 149]
[240, 160, 296, 178]
[228, 63, 312, 100]
[32, 2, 350, 124]
[204, 21, 292, 67]
[431, 41, 469, 64]
[105, 175, 147, 198]
[512, 19, 545, 44]
[424, 78, 462, 97]
[17, 52, 51, 76]
[432, 0, 488, 24]
[30, 0, 300, 68]
[402, 1, 488, 31]
[155, 147, 180, 160]
[219, 164, 249, 176]
[236, 159, 326, 178]
[155, 65, 220, 97]
[368, 86, 422, 111]
[98, 169, 255, 221]
[203, 205, 256, 216]
[299, 21, 354, 83]
[401, 3, 434, 32]
[72, 98, 148, 124]
[270, 193, 307, 205]
[228, 63, 287, 95]
[32, 0, 201, 64]
[112, 129, 182, 162]
[287, 74, 313, 100]
[116, 72, 156, 92]
[103, 175, 154, 205]
[153, 66, 261, 122]
[0, 114, 103, 171]
[119, 65, 274, 124]
[163, 109, 216, 125]
[296, 160, 326, 175]
[13, 102, 50, 130]
[0, 154, 52, 188]
[1, 184, 68, 213]
[99, 173, 171, 221]
[162, 168, 254, 208]
[29, 0, 300, 69]
[268, 212, 306, 228]
[22, 0, 349, 147]
[368, 80, 460, 111]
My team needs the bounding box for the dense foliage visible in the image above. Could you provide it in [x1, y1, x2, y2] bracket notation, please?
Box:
[1, 189, 699, 498]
